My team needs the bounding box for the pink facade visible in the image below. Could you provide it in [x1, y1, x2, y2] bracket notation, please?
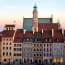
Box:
[32, 6, 38, 32]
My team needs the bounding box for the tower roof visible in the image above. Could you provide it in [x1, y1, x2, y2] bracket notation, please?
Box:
[33, 4, 37, 13]
[34, 4, 37, 8]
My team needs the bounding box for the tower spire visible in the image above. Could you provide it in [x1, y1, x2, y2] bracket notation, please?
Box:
[32, 4, 38, 32]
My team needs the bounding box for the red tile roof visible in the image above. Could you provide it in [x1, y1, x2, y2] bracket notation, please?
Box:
[42, 30, 52, 38]
[14, 30, 23, 43]
[53, 30, 64, 42]
[5, 25, 15, 27]
[23, 31, 33, 38]
[2, 30, 15, 37]
[22, 30, 64, 42]
[38, 23, 58, 31]
[34, 32, 42, 38]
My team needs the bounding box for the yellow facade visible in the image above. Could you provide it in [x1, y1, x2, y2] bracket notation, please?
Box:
[1, 37, 14, 64]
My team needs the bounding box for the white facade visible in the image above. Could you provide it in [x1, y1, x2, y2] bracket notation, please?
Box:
[43, 43, 52, 63]
[13, 43, 23, 64]
[52, 43, 64, 62]
[22, 42, 33, 63]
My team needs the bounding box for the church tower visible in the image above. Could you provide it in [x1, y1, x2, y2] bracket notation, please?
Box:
[32, 5, 38, 32]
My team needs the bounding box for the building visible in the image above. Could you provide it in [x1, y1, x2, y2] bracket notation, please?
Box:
[22, 31, 33, 63]
[1, 25, 16, 64]
[52, 30, 64, 63]
[23, 5, 53, 31]
[0, 32, 2, 63]
[64, 41, 65, 62]
[0, 5, 64, 64]
[32, 32, 43, 63]
[13, 30, 23, 64]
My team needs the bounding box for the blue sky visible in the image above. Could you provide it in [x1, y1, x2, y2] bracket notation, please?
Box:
[0, 0, 65, 31]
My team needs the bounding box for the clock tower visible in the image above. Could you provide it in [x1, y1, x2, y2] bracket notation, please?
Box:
[32, 5, 38, 32]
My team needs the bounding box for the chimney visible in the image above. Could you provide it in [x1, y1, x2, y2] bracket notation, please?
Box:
[51, 14, 53, 23]
[24, 29, 26, 34]
[33, 29, 35, 34]
[62, 29, 64, 37]
[42, 29, 43, 34]
[52, 28, 54, 37]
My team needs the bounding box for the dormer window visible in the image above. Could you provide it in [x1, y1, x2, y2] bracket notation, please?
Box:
[6, 28, 8, 30]
[55, 38, 59, 42]
[27, 38, 29, 41]
[30, 38, 32, 41]
[24, 38, 26, 41]
[45, 38, 47, 42]
[57, 38, 59, 42]
[49, 38, 52, 42]
[35, 38, 37, 42]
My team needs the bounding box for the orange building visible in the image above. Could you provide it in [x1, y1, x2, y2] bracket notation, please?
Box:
[1, 25, 16, 64]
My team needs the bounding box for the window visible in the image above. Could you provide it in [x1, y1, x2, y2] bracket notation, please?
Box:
[47, 53, 48, 56]
[3, 47, 5, 50]
[14, 44, 16, 46]
[40, 44, 42, 46]
[50, 53, 52, 56]
[14, 53, 16, 56]
[44, 48, 45, 52]
[4, 59, 7, 62]
[6, 52, 8, 56]
[47, 48, 48, 52]
[14, 48, 16, 51]
[40, 54, 42, 56]
[44, 53, 45, 56]
[40, 49, 42, 51]
[35, 38, 37, 42]
[37, 44, 39, 46]
[34, 44, 36, 46]
[6, 43, 8, 45]
[50, 48, 51, 52]
[10, 43, 11, 45]
[34, 49, 36, 51]
[27, 38, 29, 41]
[55, 38, 59, 42]
[44, 44, 45, 47]
[9, 52, 11, 56]
[45, 38, 47, 42]
[19, 44, 21, 47]
[37, 54, 39, 56]
[6, 28, 8, 30]
[3, 52, 5, 56]
[47, 44, 48, 47]
[34, 54, 35, 56]
[10, 47, 11, 50]
[49, 38, 51, 42]
[6, 47, 8, 50]
[3, 43, 5, 45]
[7, 39, 8, 41]
[37, 49, 39, 51]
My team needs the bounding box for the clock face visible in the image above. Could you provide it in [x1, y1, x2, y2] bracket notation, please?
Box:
[34, 16, 37, 18]
[34, 18, 37, 21]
